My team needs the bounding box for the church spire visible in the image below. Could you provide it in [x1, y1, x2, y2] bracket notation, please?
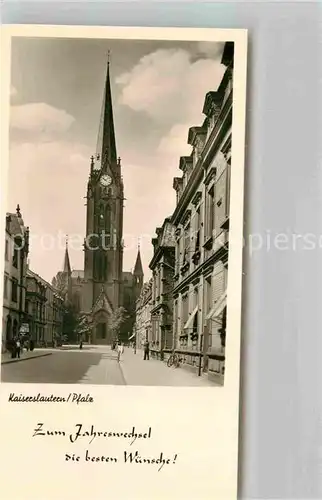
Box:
[96, 52, 117, 169]
[133, 241, 144, 277]
[63, 235, 71, 275]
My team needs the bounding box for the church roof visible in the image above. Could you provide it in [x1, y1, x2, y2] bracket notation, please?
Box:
[96, 57, 117, 169]
[71, 270, 84, 279]
[133, 248, 143, 277]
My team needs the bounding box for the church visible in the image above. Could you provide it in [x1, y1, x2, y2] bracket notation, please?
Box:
[52, 59, 143, 344]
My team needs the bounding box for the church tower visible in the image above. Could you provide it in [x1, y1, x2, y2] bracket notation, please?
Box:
[83, 56, 124, 344]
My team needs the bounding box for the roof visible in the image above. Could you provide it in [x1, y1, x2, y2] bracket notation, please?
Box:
[6, 212, 23, 237]
[133, 248, 144, 276]
[221, 41, 234, 67]
[91, 286, 113, 315]
[96, 59, 117, 168]
[71, 270, 84, 279]
[63, 246, 71, 274]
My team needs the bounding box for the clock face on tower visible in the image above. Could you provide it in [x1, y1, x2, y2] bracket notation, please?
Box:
[100, 174, 112, 187]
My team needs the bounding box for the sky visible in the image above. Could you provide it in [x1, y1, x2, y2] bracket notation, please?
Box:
[8, 36, 226, 283]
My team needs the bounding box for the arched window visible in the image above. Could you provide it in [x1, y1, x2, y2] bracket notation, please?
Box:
[99, 203, 105, 230]
[105, 204, 111, 233]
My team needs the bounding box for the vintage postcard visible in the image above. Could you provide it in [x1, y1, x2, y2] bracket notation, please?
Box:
[0, 25, 247, 499]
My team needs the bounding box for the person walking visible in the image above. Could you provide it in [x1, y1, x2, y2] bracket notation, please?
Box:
[117, 342, 124, 362]
[143, 339, 150, 360]
[16, 337, 21, 358]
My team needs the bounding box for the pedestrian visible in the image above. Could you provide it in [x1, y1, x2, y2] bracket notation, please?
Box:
[16, 337, 21, 358]
[143, 339, 150, 361]
[133, 341, 136, 355]
[117, 342, 124, 362]
[79, 340, 83, 350]
[30, 339, 34, 351]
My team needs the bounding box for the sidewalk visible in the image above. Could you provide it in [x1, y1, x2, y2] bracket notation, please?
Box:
[119, 348, 218, 387]
[1, 349, 52, 365]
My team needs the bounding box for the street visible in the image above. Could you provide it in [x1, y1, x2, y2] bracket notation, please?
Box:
[1, 346, 218, 387]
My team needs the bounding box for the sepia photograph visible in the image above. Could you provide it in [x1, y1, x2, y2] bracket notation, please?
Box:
[1, 33, 239, 387]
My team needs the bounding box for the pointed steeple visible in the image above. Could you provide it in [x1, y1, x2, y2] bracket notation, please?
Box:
[63, 235, 71, 275]
[133, 241, 143, 277]
[96, 52, 117, 169]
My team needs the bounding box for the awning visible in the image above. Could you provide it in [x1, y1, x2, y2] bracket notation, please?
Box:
[206, 291, 227, 320]
[183, 306, 198, 330]
[128, 333, 135, 340]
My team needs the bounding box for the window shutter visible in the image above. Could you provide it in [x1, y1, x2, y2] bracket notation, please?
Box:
[212, 266, 225, 304]
[214, 169, 227, 236]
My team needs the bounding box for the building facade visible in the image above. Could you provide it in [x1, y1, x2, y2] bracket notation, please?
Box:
[25, 269, 47, 344]
[26, 269, 64, 346]
[149, 218, 176, 361]
[2, 205, 29, 352]
[171, 42, 233, 384]
[51, 60, 142, 344]
[135, 279, 152, 349]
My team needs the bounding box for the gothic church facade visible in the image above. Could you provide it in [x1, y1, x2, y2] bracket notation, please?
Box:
[52, 60, 143, 344]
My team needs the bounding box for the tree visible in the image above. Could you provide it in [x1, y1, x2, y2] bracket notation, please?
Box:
[75, 313, 93, 343]
[52, 272, 68, 299]
[109, 307, 129, 342]
[62, 303, 78, 343]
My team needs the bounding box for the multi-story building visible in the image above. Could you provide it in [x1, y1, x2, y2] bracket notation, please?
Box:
[2, 205, 29, 352]
[149, 218, 176, 361]
[25, 269, 47, 345]
[26, 269, 64, 346]
[171, 42, 233, 384]
[135, 279, 152, 348]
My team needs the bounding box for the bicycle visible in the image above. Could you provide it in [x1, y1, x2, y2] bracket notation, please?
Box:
[167, 352, 181, 368]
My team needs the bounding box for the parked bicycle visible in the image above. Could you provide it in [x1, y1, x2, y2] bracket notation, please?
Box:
[167, 352, 181, 368]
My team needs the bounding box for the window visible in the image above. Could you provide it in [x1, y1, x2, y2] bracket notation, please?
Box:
[3, 275, 8, 298]
[181, 294, 189, 325]
[193, 287, 199, 309]
[11, 279, 18, 303]
[173, 300, 178, 335]
[194, 209, 201, 252]
[205, 275, 212, 313]
[5, 240, 9, 261]
[12, 246, 18, 268]
[177, 234, 184, 269]
[183, 224, 190, 263]
[105, 204, 111, 233]
[205, 186, 215, 240]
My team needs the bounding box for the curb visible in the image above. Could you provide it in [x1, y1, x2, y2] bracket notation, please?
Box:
[1, 352, 53, 365]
